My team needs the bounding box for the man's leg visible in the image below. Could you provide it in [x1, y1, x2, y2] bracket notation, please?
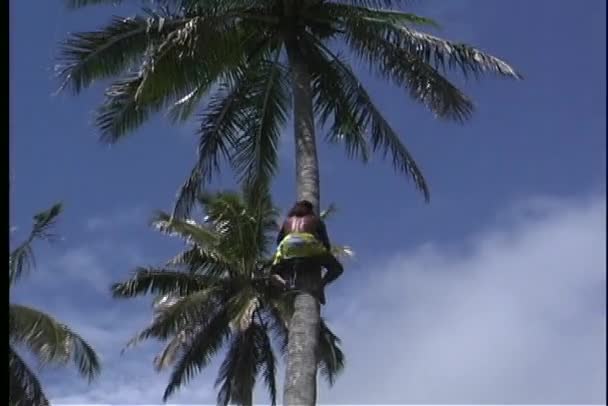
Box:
[270, 261, 288, 289]
[316, 253, 343, 305]
[320, 253, 344, 286]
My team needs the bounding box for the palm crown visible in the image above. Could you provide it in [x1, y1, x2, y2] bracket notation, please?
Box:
[9, 204, 101, 406]
[111, 185, 346, 405]
[58, 0, 521, 217]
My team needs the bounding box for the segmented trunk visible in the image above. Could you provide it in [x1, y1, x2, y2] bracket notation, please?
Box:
[283, 39, 322, 406]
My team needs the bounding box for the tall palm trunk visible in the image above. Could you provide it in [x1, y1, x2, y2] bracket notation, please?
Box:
[283, 38, 322, 406]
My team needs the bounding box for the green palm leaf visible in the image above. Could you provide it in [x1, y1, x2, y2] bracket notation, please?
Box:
[95, 74, 162, 143]
[111, 266, 218, 298]
[163, 308, 232, 401]
[319, 2, 440, 28]
[153, 325, 201, 371]
[57, 13, 178, 93]
[231, 50, 291, 188]
[339, 7, 521, 80]
[173, 73, 253, 218]
[215, 323, 260, 406]
[317, 318, 345, 386]
[65, 0, 124, 8]
[308, 36, 430, 200]
[125, 288, 222, 347]
[9, 305, 100, 380]
[255, 318, 278, 406]
[9, 203, 62, 285]
[152, 211, 220, 248]
[9, 345, 49, 406]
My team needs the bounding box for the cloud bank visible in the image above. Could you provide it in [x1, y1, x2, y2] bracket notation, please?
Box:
[322, 194, 605, 404]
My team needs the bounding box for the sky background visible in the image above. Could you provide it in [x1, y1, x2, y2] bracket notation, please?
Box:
[9, 0, 606, 404]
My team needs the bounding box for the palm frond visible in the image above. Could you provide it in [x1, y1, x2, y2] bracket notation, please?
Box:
[197, 191, 268, 267]
[111, 266, 217, 298]
[152, 211, 221, 248]
[317, 319, 345, 386]
[314, 10, 475, 124]
[331, 0, 412, 7]
[88, 16, 261, 143]
[65, 0, 124, 8]
[130, 16, 254, 114]
[94, 74, 162, 143]
[265, 300, 291, 357]
[341, 12, 521, 79]
[9, 345, 49, 406]
[320, 203, 338, 221]
[163, 308, 232, 400]
[153, 326, 200, 371]
[321, 2, 439, 28]
[255, 315, 278, 406]
[167, 82, 212, 123]
[9, 305, 100, 380]
[171, 36, 279, 218]
[167, 245, 239, 278]
[57, 13, 181, 93]
[172, 71, 253, 219]
[242, 182, 280, 258]
[125, 288, 222, 347]
[308, 36, 430, 200]
[307, 38, 370, 163]
[231, 50, 291, 188]
[215, 322, 259, 406]
[9, 203, 62, 285]
[331, 244, 355, 261]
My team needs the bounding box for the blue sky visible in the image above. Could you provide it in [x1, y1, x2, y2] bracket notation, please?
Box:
[9, 0, 606, 404]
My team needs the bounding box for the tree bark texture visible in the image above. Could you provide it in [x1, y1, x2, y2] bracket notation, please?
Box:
[283, 38, 322, 406]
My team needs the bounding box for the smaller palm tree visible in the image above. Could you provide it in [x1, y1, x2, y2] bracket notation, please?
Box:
[112, 185, 346, 405]
[9, 203, 101, 406]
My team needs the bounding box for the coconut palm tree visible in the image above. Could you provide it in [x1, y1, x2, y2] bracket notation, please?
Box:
[111, 185, 347, 405]
[9, 203, 101, 406]
[58, 1, 521, 402]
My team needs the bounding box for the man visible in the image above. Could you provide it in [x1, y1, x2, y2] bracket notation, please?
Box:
[271, 200, 343, 304]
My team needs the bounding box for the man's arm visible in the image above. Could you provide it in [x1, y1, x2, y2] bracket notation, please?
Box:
[317, 220, 331, 251]
[276, 221, 286, 245]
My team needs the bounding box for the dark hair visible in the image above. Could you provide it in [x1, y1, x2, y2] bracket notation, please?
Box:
[288, 200, 314, 217]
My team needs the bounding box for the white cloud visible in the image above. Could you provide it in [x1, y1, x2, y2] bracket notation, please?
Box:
[85, 206, 148, 232]
[321, 194, 606, 404]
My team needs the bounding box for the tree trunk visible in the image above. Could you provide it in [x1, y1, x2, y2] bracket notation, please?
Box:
[283, 38, 322, 406]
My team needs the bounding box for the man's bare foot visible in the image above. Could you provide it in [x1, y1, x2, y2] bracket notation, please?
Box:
[270, 274, 287, 289]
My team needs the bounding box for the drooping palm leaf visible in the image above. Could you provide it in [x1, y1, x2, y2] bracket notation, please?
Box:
[111, 266, 218, 298]
[255, 316, 278, 406]
[163, 308, 232, 401]
[9, 305, 100, 380]
[215, 322, 260, 406]
[9, 203, 62, 285]
[9, 345, 49, 406]
[153, 325, 201, 371]
[152, 211, 220, 247]
[306, 36, 431, 200]
[231, 50, 291, 188]
[317, 318, 345, 386]
[124, 288, 223, 347]
[57, 12, 178, 93]
[65, 0, 124, 8]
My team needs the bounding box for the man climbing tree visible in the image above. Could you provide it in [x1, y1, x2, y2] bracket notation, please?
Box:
[271, 200, 344, 305]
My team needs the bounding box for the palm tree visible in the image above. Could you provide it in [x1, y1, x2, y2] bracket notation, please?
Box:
[58, 1, 521, 402]
[111, 185, 347, 405]
[9, 203, 101, 406]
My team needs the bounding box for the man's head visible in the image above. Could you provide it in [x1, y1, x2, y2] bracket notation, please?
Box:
[288, 200, 315, 217]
